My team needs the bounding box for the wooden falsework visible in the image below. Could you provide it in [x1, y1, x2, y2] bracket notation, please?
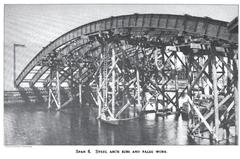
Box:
[184, 45, 238, 144]
[161, 48, 165, 109]
[56, 70, 61, 110]
[103, 45, 109, 113]
[208, 53, 213, 94]
[211, 45, 219, 142]
[79, 68, 82, 106]
[189, 99, 215, 136]
[227, 57, 232, 93]
[190, 58, 210, 91]
[218, 56, 234, 75]
[98, 64, 102, 117]
[69, 67, 73, 97]
[48, 68, 61, 110]
[115, 102, 131, 118]
[79, 83, 82, 106]
[48, 69, 52, 109]
[185, 54, 192, 128]
[192, 94, 232, 133]
[112, 48, 116, 116]
[233, 49, 239, 145]
[95, 43, 144, 120]
[174, 53, 179, 109]
[50, 89, 59, 108]
[98, 58, 119, 90]
[15, 14, 237, 141]
[136, 68, 141, 109]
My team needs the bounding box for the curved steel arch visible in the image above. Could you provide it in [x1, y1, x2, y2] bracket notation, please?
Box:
[43, 43, 101, 87]
[16, 13, 238, 87]
[29, 38, 97, 87]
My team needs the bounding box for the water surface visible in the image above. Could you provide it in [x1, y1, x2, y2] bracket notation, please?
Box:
[4, 103, 233, 145]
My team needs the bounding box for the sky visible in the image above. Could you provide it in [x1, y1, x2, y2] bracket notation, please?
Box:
[4, 4, 238, 90]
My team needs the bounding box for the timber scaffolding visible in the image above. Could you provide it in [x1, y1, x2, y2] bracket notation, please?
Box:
[14, 14, 238, 144]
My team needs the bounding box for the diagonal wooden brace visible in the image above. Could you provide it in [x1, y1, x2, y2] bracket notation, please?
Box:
[191, 94, 232, 133]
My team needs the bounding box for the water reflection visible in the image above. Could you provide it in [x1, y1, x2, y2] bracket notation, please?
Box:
[3, 103, 219, 145]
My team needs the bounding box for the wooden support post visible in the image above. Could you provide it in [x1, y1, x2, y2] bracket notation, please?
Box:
[155, 95, 158, 112]
[174, 52, 179, 110]
[234, 81, 238, 145]
[186, 53, 194, 129]
[233, 50, 238, 145]
[111, 48, 116, 117]
[136, 67, 141, 110]
[48, 68, 52, 109]
[102, 45, 108, 113]
[134, 81, 136, 117]
[211, 45, 219, 143]
[188, 55, 193, 99]
[221, 59, 225, 92]
[208, 54, 213, 95]
[161, 47, 165, 110]
[56, 69, 61, 110]
[200, 57, 205, 94]
[78, 68, 82, 107]
[98, 66, 102, 117]
[133, 67, 137, 117]
[70, 66, 73, 98]
[122, 48, 126, 113]
[154, 49, 159, 70]
[117, 76, 119, 92]
[79, 83, 82, 106]
[48, 87, 52, 109]
[227, 57, 232, 94]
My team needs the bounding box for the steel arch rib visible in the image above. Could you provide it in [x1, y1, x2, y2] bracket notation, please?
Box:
[16, 14, 238, 87]
[29, 66, 49, 87]
[42, 42, 101, 86]
[29, 38, 95, 87]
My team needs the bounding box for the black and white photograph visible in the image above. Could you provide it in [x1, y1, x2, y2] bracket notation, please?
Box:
[3, 2, 239, 149]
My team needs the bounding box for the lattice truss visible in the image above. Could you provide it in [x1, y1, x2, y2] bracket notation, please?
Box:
[15, 14, 238, 143]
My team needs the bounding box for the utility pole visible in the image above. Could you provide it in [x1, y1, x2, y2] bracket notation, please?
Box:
[13, 43, 25, 88]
